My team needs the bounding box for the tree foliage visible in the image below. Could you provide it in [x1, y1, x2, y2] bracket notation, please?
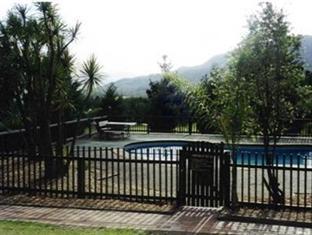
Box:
[146, 72, 189, 131]
[121, 97, 150, 122]
[228, 2, 308, 204]
[100, 83, 123, 117]
[170, 2, 309, 206]
[158, 55, 173, 73]
[80, 54, 105, 100]
[0, 3, 80, 159]
[234, 2, 305, 146]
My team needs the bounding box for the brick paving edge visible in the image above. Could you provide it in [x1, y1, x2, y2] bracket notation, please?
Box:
[218, 214, 312, 229]
[0, 202, 177, 215]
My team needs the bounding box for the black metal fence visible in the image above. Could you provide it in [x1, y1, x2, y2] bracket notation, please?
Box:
[1, 142, 312, 211]
[107, 115, 312, 137]
[107, 115, 197, 134]
[0, 146, 179, 204]
[0, 116, 107, 152]
[1, 116, 312, 153]
[230, 152, 312, 210]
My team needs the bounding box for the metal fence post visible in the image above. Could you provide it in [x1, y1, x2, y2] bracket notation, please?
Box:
[147, 123, 150, 134]
[188, 118, 192, 135]
[88, 118, 92, 138]
[77, 157, 85, 198]
[223, 152, 231, 208]
[177, 149, 186, 207]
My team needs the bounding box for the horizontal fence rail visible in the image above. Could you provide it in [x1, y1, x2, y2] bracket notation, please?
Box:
[231, 152, 312, 210]
[0, 146, 179, 205]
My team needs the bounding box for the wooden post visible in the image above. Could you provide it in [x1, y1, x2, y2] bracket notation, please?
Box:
[77, 157, 85, 198]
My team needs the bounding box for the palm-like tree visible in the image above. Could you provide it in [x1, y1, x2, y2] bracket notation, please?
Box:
[80, 55, 104, 100]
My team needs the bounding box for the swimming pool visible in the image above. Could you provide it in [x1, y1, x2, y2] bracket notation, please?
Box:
[124, 140, 187, 160]
[235, 145, 312, 166]
[124, 141, 312, 166]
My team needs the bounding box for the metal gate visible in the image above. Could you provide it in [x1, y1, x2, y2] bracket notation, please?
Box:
[178, 141, 230, 207]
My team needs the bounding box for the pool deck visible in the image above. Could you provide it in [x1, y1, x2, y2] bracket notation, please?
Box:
[76, 133, 312, 148]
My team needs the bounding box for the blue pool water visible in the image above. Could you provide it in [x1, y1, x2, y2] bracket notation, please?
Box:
[124, 140, 188, 150]
[235, 145, 312, 166]
[124, 141, 312, 166]
[124, 141, 187, 160]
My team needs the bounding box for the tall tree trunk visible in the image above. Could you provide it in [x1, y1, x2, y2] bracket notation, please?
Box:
[38, 109, 54, 178]
[38, 107, 66, 179]
[23, 121, 37, 158]
[56, 109, 64, 157]
[263, 130, 284, 205]
[38, 109, 53, 157]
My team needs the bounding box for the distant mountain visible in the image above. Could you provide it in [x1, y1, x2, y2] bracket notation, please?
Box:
[111, 54, 227, 97]
[176, 54, 228, 83]
[110, 74, 162, 97]
[300, 35, 312, 71]
[110, 35, 312, 97]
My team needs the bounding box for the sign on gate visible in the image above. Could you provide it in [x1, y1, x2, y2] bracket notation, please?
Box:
[178, 141, 230, 208]
[190, 155, 214, 172]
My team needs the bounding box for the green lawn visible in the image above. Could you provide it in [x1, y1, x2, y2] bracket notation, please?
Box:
[0, 220, 148, 235]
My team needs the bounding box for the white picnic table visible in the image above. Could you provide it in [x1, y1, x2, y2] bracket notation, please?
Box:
[99, 121, 136, 126]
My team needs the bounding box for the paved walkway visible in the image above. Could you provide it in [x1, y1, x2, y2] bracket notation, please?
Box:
[0, 205, 311, 234]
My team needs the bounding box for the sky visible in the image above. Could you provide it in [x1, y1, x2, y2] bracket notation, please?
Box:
[0, 0, 312, 83]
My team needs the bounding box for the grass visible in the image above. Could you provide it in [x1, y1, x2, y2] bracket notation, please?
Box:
[0, 220, 148, 235]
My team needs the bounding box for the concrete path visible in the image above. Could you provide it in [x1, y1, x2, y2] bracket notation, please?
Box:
[77, 133, 312, 148]
[0, 205, 311, 234]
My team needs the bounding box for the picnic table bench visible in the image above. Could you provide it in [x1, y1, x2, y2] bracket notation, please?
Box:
[95, 121, 136, 140]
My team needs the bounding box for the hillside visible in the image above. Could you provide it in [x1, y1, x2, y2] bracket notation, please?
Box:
[111, 54, 227, 97]
[111, 74, 162, 97]
[176, 54, 228, 83]
[300, 35, 312, 71]
[110, 35, 312, 97]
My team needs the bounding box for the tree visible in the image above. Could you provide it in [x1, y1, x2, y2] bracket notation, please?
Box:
[158, 54, 173, 73]
[296, 71, 312, 118]
[172, 66, 250, 209]
[146, 72, 189, 131]
[121, 97, 150, 123]
[0, 31, 18, 130]
[231, 2, 306, 204]
[80, 54, 105, 100]
[100, 83, 123, 117]
[146, 56, 189, 131]
[0, 3, 80, 177]
[194, 70, 221, 133]
[169, 2, 308, 207]
[212, 67, 252, 209]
